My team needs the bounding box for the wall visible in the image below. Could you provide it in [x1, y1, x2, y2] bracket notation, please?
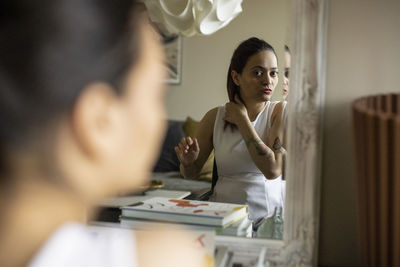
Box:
[165, 0, 289, 121]
[319, 0, 400, 266]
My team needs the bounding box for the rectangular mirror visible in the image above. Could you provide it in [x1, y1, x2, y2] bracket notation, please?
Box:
[157, 0, 291, 241]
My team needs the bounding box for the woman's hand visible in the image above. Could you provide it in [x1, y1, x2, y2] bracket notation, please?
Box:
[223, 95, 249, 126]
[174, 137, 200, 167]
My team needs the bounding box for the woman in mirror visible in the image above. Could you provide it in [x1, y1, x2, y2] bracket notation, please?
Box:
[175, 37, 286, 226]
[282, 45, 291, 101]
[0, 1, 205, 266]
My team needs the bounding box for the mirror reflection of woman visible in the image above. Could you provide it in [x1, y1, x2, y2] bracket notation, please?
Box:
[282, 45, 291, 101]
[0, 1, 205, 266]
[175, 38, 286, 224]
[281, 45, 290, 150]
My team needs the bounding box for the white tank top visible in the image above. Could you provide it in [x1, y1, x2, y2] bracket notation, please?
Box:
[210, 101, 286, 222]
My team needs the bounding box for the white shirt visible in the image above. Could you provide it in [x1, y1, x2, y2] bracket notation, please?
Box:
[29, 223, 138, 267]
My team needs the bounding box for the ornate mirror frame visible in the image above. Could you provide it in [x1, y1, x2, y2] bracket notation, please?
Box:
[215, 0, 328, 266]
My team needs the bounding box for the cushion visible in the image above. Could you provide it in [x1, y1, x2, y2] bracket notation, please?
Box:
[183, 117, 214, 182]
[153, 120, 185, 172]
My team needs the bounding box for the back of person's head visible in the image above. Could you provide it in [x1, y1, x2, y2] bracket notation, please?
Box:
[0, 0, 166, 197]
[226, 37, 276, 102]
[1, 0, 138, 153]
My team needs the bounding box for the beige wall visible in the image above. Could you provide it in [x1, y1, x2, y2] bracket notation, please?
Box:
[165, 0, 289, 121]
[319, 0, 400, 266]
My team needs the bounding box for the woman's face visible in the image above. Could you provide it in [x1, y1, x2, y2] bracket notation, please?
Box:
[282, 51, 291, 100]
[233, 50, 278, 103]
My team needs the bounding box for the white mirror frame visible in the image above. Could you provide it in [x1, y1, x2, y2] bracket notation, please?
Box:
[215, 0, 328, 266]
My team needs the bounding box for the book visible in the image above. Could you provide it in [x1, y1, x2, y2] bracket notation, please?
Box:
[100, 189, 191, 208]
[120, 215, 252, 237]
[216, 215, 252, 237]
[121, 197, 248, 227]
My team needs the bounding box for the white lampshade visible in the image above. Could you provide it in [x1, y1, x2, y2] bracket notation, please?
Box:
[144, 0, 243, 36]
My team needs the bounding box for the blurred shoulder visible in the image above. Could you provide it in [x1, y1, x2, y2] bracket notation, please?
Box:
[136, 228, 206, 267]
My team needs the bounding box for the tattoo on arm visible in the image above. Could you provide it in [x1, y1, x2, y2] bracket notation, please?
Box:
[272, 137, 282, 153]
[246, 137, 267, 155]
[245, 137, 273, 158]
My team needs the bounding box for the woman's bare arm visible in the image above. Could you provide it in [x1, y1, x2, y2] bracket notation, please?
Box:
[225, 99, 285, 179]
[265, 101, 285, 177]
[176, 108, 217, 179]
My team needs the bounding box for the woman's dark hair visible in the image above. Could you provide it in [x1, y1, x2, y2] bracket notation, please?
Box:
[0, 0, 143, 175]
[284, 45, 290, 53]
[225, 37, 276, 130]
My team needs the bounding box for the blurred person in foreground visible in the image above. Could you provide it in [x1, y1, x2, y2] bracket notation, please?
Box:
[0, 1, 206, 266]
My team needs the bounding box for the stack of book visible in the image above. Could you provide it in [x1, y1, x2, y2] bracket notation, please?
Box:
[120, 197, 251, 237]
